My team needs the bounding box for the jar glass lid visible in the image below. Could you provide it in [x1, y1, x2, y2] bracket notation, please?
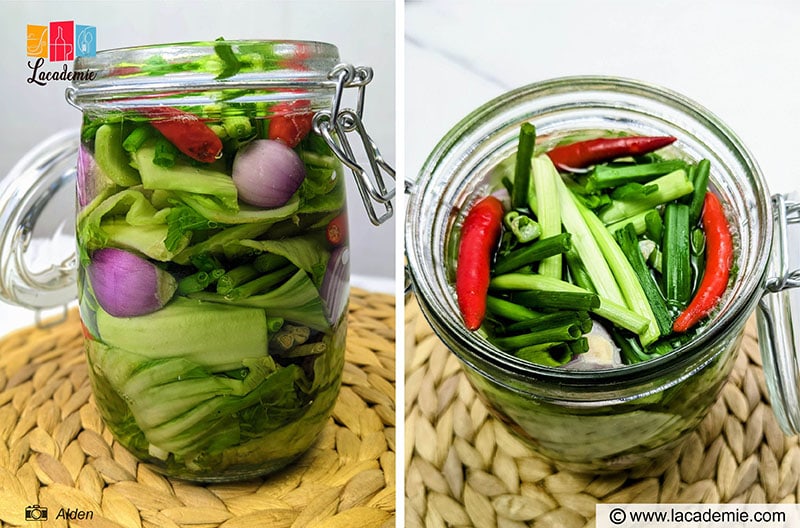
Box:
[0, 130, 79, 311]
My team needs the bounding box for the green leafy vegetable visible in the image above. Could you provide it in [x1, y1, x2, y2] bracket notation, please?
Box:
[589, 159, 687, 189]
[609, 182, 658, 201]
[95, 297, 269, 371]
[101, 221, 179, 262]
[222, 116, 253, 138]
[296, 134, 342, 207]
[78, 189, 187, 262]
[217, 265, 260, 294]
[493, 233, 571, 275]
[688, 159, 711, 225]
[238, 234, 330, 286]
[553, 165, 625, 305]
[94, 124, 142, 186]
[190, 269, 328, 331]
[90, 341, 308, 457]
[175, 192, 299, 224]
[225, 265, 296, 300]
[214, 37, 241, 79]
[172, 222, 273, 265]
[575, 197, 661, 346]
[132, 142, 239, 210]
[490, 273, 649, 335]
[164, 206, 218, 253]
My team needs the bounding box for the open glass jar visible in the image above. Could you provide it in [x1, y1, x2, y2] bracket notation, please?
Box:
[0, 40, 393, 482]
[406, 76, 800, 472]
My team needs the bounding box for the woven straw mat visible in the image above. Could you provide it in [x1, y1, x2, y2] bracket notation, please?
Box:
[0, 287, 395, 528]
[406, 295, 800, 528]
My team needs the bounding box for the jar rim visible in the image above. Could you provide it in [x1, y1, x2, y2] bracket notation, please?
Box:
[69, 39, 341, 109]
[406, 75, 772, 392]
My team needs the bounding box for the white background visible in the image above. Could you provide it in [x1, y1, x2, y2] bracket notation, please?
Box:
[406, 0, 800, 198]
[0, 0, 396, 333]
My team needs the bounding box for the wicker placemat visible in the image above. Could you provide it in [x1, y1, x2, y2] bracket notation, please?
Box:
[0, 288, 395, 528]
[405, 295, 800, 528]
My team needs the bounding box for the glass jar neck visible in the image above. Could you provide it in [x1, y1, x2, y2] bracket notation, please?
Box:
[406, 76, 772, 397]
[68, 40, 341, 111]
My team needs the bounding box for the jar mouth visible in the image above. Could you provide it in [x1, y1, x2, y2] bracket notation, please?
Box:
[406, 76, 772, 390]
[70, 40, 341, 110]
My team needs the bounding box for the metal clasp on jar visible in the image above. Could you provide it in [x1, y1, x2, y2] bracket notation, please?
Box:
[765, 194, 800, 292]
[315, 64, 395, 226]
[757, 193, 800, 435]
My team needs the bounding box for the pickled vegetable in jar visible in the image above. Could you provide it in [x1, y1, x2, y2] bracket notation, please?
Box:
[75, 41, 352, 481]
[453, 128, 732, 370]
[0, 39, 393, 482]
[406, 77, 776, 472]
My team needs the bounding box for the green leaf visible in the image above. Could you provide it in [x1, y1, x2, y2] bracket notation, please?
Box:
[94, 124, 142, 186]
[164, 206, 218, 253]
[77, 188, 189, 261]
[132, 142, 239, 211]
[190, 269, 329, 331]
[296, 134, 343, 206]
[214, 37, 241, 79]
[93, 345, 296, 456]
[298, 174, 346, 215]
[176, 192, 299, 224]
[238, 234, 330, 286]
[139, 54, 199, 76]
[95, 297, 269, 371]
[172, 222, 273, 265]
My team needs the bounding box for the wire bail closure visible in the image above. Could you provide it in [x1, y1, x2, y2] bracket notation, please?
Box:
[314, 64, 395, 226]
[765, 194, 800, 293]
[756, 193, 800, 435]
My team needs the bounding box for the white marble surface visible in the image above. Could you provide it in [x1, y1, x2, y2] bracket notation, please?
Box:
[406, 1, 800, 198]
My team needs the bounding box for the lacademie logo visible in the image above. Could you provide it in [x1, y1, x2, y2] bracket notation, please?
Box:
[27, 21, 96, 61]
[26, 21, 98, 86]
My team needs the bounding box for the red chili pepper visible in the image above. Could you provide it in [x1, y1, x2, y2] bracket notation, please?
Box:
[673, 192, 732, 332]
[326, 214, 347, 247]
[456, 196, 505, 331]
[546, 136, 677, 171]
[138, 107, 223, 163]
[268, 100, 314, 148]
[109, 66, 143, 76]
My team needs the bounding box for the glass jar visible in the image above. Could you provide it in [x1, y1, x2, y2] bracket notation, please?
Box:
[0, 40, 394, 482]
[405, 76, 798, 472]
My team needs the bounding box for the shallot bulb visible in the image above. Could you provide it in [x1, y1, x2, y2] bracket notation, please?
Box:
[232, 139, 306, 207]
[88, 248, 177, 317]
[320, 246, 350, 324]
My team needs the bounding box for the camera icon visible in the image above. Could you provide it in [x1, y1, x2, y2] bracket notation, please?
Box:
[25, 504, 48, 521]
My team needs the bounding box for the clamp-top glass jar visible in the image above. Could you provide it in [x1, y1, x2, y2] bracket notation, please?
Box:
[406, 76, 800, 472]
[0, 40, 393, 481]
